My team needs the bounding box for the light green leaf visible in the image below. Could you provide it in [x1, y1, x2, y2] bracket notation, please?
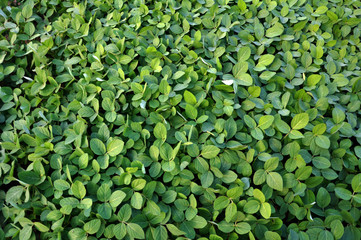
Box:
[258, 54, 275, 66]
[264, 157, 279, 171]
[214, 196, 230, 211]
[71, 181, 86, 199]
[189, 215, 207, 229]
[54, 179, 70, 191]
[235, 222, 251, 235]
[84, 219, 101, 234]
[235, 73, 253, 86]
[109, 190, 126, 208]
[68, 228, 87, 240]
[260, 202, 271, 219]
[266, 22, 284, 38]
[20, 225, 32, 240]
[264, 231, 281, 240]
[119, 55, 132, 64]
[185, 104, 198, 119]
[22, 5, 33, 18]
[201, 145, 220, 159]
[154, 122, 167, 140]
[184, 90, 197, 105]
[315, 135, 330, 149]
[266, 172, 283, 191]
[34, 222, 49, 232]
[253, 189, 265, 203]
[258, 115, 274, 130]
[225, 203, 237, 222]
[131, 192, 143, 209]
[291, 113, 309, 130]
[352, 174, 361, 193]
[107, 139, 124, 156]
[166, 224, 186, 236]
[243, 200, 260, 214]
[127, 223, 145, 239]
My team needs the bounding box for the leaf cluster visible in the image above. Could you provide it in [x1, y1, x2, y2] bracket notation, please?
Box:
[1, 0, 361, 239]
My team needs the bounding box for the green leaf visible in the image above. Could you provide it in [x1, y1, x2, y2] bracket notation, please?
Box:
[235, 73, 253, 86]
[189, 215, 207, 229]
[264, 157, 279, 171]
[238, 46, 251, 61]
[225, 203, 237, 222]
[201, 171, 214, 188]
[258, 115, 274, 130]
[313, 157, 331, 169]
[258, 54, 275, 66]
[173, 71, 185, 79]
[166, 224, 186, 236]
[330, 220, 344, 239]
[254, 169, 267, 185]
[214, 196, 230, 211]
[68, 228, 87, 240]
[266, 22, 284, 38]
[19, 225, 32, 240]
[118, 204, 132, 221]
[244, 115, 257, 129]
[72, 181, 86, 199]
[18, 171, 41, 185]
[132, 179, 147, 191]
[184, 90, 197, 105]
[235, 222, 251, 235]
[127, 223, 145, 239]
[317, 187, 331, 208]
[54, 179, 70, 191]
[315, 135, 330, 149]
[266, 172, 283, 191]
[243, 200, 260, 214]
[264, 231, 281, 240]
[78, 106, 95, 118]
[318, 230, 334, 240]
[260, 202, 271, 219]
[253, 189, 265, 203]
[185, 104, 198, 119]
[332, 108, 345, 124]
[335, 187, 352, 200]
[291, 113, 309, 130]
[97, 183, 111, 202]
[114, 223, 127, 239]
[78, 154, 89, 169]
[119, 55, 132, 64]
[131, 192, 143, 209]
[90, 138, 106, 155]
[295, 166, 312, 180]
[352, 174, 361, 193]
[109, 190, 126, 208]
[154, 122, 167, 140]
[227, 187, 243, 199]
[34, 222, 49, 232]
[201, 145, 220, 159]
[22, 5, 33, 18]
[307, 74, 322, 86]
[84, 219, 101, 234]
[107, 139, 124, 156]
[218, 221, 234, 233]
[97, 203, 112, 220]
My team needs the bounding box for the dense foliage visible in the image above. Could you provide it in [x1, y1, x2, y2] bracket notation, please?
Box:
[1, 0, 361, 239]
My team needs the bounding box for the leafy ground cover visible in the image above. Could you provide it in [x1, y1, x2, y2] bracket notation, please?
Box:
[1, 0, 361, 239]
